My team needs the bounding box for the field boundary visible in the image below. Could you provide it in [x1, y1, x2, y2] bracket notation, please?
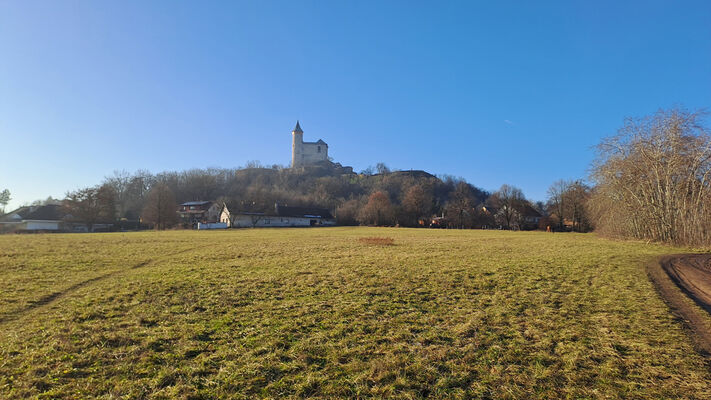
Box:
[647, 254, 711, 358]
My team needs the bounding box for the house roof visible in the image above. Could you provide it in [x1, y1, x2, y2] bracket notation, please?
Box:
[275, 204, 334, 219]
[25, 204, 65, 220]
[0, 204, 66, 222]
[519, 204, 542, 218]
[180, 201, 212, 206]
[293, 120, 303, 134]
[315, 139, 327, 145]
[0, 206, 31, 222]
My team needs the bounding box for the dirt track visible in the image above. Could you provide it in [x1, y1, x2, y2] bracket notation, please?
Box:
[648, 254, 711, 357]
[662, 254, 711, 313]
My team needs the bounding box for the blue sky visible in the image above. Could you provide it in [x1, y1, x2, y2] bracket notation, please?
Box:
[1, 1, 710, 210]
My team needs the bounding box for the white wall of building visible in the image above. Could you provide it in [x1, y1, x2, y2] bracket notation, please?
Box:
[24, 221, 60, 231]
[220, 208, 230, 224]
[198, 222, 228, 230]
[231, 215, 335, 228]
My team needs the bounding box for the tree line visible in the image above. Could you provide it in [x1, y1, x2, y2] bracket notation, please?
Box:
[1, 151, 597, 233]
[51, 161, 555, 231]
[6, 107, 707, 245]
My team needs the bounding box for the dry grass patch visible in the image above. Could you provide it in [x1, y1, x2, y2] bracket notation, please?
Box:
[358, 236, 395, 246]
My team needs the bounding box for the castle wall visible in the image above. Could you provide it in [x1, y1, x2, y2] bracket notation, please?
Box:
[292, 134, 328, 167]
[299, 142, 328, 165]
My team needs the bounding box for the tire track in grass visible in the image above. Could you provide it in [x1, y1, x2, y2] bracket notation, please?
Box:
[647, 255, 711, 357]
[662, 254, 711, 313]
[0, 247, 199, 325]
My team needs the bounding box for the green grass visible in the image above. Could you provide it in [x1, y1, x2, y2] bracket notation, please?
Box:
[0, 228, 709, 399]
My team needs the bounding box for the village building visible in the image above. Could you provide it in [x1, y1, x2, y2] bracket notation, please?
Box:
[177, 201, 222, 227]
[291, 121, 329, 167]
[0, 204, 110, 233]
[0, 204, 67, 232]
[223, 203, 335, 228]
[519, 204, 543, 230]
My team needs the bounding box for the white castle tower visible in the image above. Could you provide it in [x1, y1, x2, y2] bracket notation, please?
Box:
[291, 121, 329, 167]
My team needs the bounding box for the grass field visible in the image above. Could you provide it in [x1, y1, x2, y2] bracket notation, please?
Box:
[1, 228, 710, 399]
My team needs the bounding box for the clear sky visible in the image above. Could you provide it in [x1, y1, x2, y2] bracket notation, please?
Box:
[1, 1, 710, 210]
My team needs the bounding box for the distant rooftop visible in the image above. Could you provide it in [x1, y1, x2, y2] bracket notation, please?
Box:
[180, 201, 212, 206]
[275, 204, 334, 219]
[0, 204, 66, 222]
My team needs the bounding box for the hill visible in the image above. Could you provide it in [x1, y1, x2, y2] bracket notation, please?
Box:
[99, 162, 494, 228]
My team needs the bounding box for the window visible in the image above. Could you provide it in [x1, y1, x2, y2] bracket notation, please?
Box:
[317, 146, 321, 153]
[264, 218, 270, 224]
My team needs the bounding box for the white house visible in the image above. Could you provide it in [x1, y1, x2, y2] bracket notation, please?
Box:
[0, 204, 101, 233]
[178, 201, 223, 227]
[225, 204, 336, 228]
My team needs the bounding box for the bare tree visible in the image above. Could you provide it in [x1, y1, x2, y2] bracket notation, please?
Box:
[117, 170, 153, 220]
[249, 214, 265, 228]
[142, 184, 178, 230]
[244, 160, 263, 169]
[590, 107, 711, 245]
[0, 189, 10, 214]
[546, 180, 568, 231]
[357, 191, 395, 226]
[489, 184, 525, 229]
[361, 166, 375, 175]
[402, 185, 433, 227]
[64, 185, 117, 231]
[103, 170, 131, 218]
[546, 180, 592, 232]
[375, 162, 391, 175]
[563, 181, 591, 232]
[444, 182, 477, 228]
[336, 198, 361, 226]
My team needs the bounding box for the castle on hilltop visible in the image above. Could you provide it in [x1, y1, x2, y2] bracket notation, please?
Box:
[291, 121, 329, 168]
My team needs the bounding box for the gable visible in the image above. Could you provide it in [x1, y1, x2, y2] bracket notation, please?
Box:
[4, 213, 23, 222]
[0, 207, 31, 222]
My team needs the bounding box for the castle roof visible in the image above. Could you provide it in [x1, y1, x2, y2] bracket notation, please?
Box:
[293, 121, 303, 134]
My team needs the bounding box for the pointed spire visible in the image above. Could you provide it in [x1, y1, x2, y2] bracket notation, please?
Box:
[293, 120, 303, 134]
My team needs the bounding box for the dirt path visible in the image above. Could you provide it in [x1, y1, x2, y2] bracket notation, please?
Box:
[647, 254, 711, 357]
